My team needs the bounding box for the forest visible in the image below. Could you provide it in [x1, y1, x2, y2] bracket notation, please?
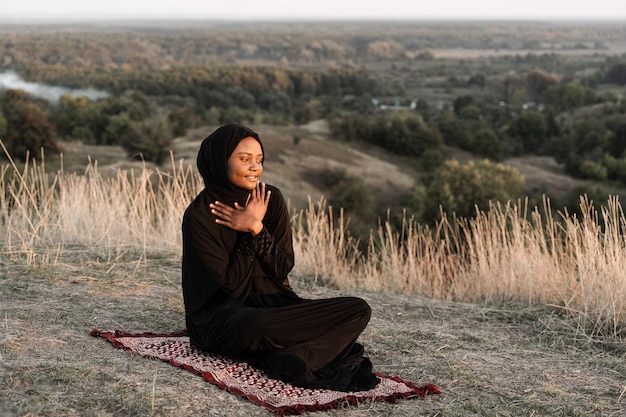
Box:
[1, 19, 626, 228]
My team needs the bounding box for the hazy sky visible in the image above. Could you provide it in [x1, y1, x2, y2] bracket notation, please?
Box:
[2, 0, 625, 20]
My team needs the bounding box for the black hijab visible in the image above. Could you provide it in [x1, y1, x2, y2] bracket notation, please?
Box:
[197, 124, 264, 205]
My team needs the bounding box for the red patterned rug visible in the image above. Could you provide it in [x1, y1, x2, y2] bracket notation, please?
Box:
[90, 329, 440, 415]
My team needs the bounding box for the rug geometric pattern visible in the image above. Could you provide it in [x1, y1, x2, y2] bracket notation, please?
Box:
[90, 329, 440, 416]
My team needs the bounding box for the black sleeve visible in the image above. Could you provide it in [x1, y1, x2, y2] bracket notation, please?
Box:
[182, 198, 256, 309]
[249, 186, 295, 282]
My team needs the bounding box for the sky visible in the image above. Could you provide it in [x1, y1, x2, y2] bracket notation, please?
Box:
[1, 0, 625, 21]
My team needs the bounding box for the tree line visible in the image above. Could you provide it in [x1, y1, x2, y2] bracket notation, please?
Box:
[4, 21, 624, 71]
[0, 65, 381, 164]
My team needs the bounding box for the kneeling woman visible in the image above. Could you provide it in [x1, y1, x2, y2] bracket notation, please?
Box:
[182, 124, 379, 391]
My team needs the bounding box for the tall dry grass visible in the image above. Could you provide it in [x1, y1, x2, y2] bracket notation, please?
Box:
[1, 149, 625, 342]
[0, 145, 202, 263]
[358, 197, 626, 341]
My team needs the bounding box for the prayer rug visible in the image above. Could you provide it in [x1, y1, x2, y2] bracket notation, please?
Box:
[90, 329, 441, 416]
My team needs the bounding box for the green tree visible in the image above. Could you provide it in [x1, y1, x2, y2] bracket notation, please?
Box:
[320, 167, 373, 238]
[604, 61, 626, 86]
[294, 100, 319, 124]
[168, 107, 200, 137]
[54, 94, 88, 138]
[472, 128, 502, 160]
[102, 114, 131, 146]
[525, 69, 559, 101]
[453, 95, 474, 116]
[565, 183, 609, 219]
[328, 112, 440, 158]
[421, 148, 444, 172]
[0, 90, 59, 159]
[407, 184, 428, 222]
[613, 157, 626, 184]
[219, 106, 254, 125]
[0, 111, 7, 138]
[545, 83, 587, 111]
[468, 73, 486, 88]
[572, 118, 610, 155]
[579, 160, 608, 181]
[606, 117, 626, 157]
[422, 159, 524, 221]
[508, 111, 548, 153]
[458, 105, 481, 121]
[324, 168, 372, 220]
[437, 117, 472, 149]
[121, 114, 172, 164]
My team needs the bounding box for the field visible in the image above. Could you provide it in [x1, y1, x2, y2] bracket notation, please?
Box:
[2, 19, 626, 416]
[2, 252, 626, 416]
[2, 123, 626, 416]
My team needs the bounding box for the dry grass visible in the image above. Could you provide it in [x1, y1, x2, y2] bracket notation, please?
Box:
[2, 139, 626, 416]
[2, 257, 625, 416]
[2, 140, 626, 342]
[293, 194, 626, 343]
[0, 143, 202, 261]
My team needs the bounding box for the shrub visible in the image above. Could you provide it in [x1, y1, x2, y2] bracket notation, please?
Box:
[604, 61, 626, 86]
[0, 92, 59, 160]
[565, 183, 609, 218]
[471, 128, 502, 161]
[579, 160, 608, 181]
[458, 105, 481, 121]
[422, 159, 524, 221]
[319, 167, 373, 239]
[0, 111, 6, 137]
[508, 111, 548, 153]
[121, 114, 173, 164]
[437, 116, 472, 149]
[421, 148, 444, 172]
[328, 112, 440, 158]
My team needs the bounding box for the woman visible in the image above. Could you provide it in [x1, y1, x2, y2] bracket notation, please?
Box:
[182, 124, 379, 391]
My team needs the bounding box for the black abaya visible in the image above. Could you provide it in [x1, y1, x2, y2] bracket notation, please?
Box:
[181, 124, 379, 391]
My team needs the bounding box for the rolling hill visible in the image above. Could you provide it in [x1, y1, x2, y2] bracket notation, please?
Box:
[49, 119, 624, 223]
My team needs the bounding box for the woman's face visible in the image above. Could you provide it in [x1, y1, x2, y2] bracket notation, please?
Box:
[227, 136, 264, 190]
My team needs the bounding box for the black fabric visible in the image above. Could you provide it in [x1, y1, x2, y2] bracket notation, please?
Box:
[182, 124, 379, 392]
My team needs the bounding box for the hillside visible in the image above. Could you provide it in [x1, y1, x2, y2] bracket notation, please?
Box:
[54, 121, 421, 214]
[2, 253, 625, 416]
[52, 120, 619, 220]
[2, 21, 626, 417]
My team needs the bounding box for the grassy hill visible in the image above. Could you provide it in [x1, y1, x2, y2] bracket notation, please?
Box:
[2, 247, 625, 416]
[3, 121, 626, 417]
[52, 120, 421, 215]
[51, 119, 624, 222]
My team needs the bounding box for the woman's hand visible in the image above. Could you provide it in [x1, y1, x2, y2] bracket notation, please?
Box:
[210, 183, 271, 235]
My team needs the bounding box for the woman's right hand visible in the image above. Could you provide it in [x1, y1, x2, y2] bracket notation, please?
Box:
[210, 183, 271, 235]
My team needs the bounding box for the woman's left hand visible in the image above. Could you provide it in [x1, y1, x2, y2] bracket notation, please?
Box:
[210, 183, 270, 235]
